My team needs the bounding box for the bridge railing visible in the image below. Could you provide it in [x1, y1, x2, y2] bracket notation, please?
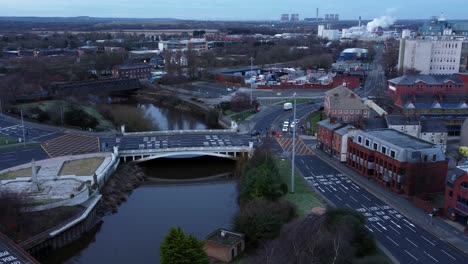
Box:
[121, 128, 237, 137]
[119, 145, 251, 156]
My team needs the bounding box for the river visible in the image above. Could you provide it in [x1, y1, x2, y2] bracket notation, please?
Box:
[43, 104, 238, 264]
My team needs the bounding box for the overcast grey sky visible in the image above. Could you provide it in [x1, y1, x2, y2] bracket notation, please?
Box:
[0, 0, 465, 20]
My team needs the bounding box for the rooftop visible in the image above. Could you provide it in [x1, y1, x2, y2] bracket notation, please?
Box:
[421, 120, 448, 133]
[365, 129, 435, 150]
[363, 117, 388, 130]
[318, 119, 346, 130]
[115, 64, 152, 70]
[389, 74, 463, 85]
[447, 166, 468, 184]
[335, 125, 354, 135]
[206, 229, 244, 247]
[325, 86, 368, 111]
[385, 115, 420, 126]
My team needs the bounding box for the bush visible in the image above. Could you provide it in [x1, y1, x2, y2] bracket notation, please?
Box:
[233, 199, 296, 248]
[239, 162, 287, 203]
[160, 227, 209, 264]
[64, 105, 98, 129]
[37, 110, 50, 122]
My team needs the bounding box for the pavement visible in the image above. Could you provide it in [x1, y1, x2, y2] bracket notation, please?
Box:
[289, 138, 468, 263]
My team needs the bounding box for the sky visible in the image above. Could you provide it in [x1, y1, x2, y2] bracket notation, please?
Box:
[0, 0, 466, 20]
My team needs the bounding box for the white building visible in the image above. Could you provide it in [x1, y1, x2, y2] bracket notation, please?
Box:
[317, 25, 340, 41]
[398, 37, 463, 75]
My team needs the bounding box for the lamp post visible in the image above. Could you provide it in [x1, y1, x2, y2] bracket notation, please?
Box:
[20, 109, 26, 147]
[290, 92, 297, 193]
[249, 57, 254, 106]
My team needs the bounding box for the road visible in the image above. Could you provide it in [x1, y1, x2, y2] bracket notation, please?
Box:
[357, 44, 388, 98]
[99, 133, 255, 152]
[0, 146, 49, 170]
[0, 115, 62, 143]
[284, 145, 468, 264]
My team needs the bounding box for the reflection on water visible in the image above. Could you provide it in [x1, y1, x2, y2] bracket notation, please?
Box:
[140, 104, 208, 131]
[60, 182, 238, 264]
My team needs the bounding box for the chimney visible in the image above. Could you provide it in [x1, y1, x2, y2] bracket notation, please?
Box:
[316, 8, 319, 21]
[330, 117, 337, 124]
[359, 16, 361, 27]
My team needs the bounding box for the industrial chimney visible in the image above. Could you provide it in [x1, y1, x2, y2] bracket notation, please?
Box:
[316, 8, 319, 22]
[359, 16, 362, 27]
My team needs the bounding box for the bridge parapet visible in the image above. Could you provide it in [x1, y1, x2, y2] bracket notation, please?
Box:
[120, 126, 237, 137]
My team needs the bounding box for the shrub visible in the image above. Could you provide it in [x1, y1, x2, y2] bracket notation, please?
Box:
[160, 227, 209, 264]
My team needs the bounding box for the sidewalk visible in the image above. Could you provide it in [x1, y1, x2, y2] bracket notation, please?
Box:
[306, 140, 468, 256]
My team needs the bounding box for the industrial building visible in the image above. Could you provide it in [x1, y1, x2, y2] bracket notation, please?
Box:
[111, 64, 152, 79]
[397, 36, 463, 75]
[280, 14, 289, 22]
[158, 38, 208, 52]
[317, 25, 340, 40]
[347, 129, 448, 196]
[290, 14, 300, 22]
[338, 48, 368, 61]
[419, 15, 468, 36]
[324, 14, 339, 21]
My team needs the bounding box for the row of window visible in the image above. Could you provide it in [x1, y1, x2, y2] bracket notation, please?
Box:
[356, 136, 398, 158]
[331, 109, 367, 115]
[430, 57, 457, 63]
[429, 65, 457, 71]
[401, 84, 462, 88]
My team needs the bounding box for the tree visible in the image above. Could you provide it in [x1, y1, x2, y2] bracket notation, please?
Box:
[160, 227, 209, 264]
[64, 105, 98, 129]
[230, 92, 251, 112]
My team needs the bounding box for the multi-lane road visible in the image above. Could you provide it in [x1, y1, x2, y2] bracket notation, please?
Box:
[293, 154, 467, 264]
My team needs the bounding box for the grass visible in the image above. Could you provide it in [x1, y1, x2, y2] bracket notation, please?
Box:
[307, 110, 324, 135]
[0, 142, 41, 151]
[59, 157, 105, 176]
[275, 155, 324, 218]
[231, 110, 256, 122]
[0, 136, 16, 146]
[16, 100, 114, 131]
[0, 167, 40, 180]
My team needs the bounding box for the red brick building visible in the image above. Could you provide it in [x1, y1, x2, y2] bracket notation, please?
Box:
[205, 229, 245, 263]
[112, 64, 152, 79]
[317, 119, 346, 156]
[445, 166, 468, 230]
[324, 86, 369, 123]
[347, 129, 448, 196]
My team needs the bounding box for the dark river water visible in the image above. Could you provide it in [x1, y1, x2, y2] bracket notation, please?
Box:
[43, 104, 238, 264]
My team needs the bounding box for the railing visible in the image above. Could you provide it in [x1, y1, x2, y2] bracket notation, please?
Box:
[122, 128, 236, 136]
[119, 146, 251, 156]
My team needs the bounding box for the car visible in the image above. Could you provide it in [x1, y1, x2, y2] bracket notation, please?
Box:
[282, 126, 289, 132]
[251, 130, 260, 137]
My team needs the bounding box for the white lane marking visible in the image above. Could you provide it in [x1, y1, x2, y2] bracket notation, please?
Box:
[390, 220, 402, 229]
[404, 224, 416, 233]
[362, 194, 371, 201]
[441, 249, 456, 260]
[350, 196, 359, 203]
[351, 183, 360, 189]
[305, 165, 310, 170]
[388, 225, 401, 235]
[318, 187, 325, 192]
[339, 187, 347, 193]
[329, 185, 337, 191]
[345, 203, 352, 208]
[365, 225, 373, 232]
[0, 125, 20, 131]
[386, 235, 399, 246]
[29, 131, 60, 141]
[334, 194, 343, 201]
[377, 222, 387, 231]
[424, 251, 438, 262]
[421, 236, 435, 246]
[301, 159, 305, 164]
[371, 224, 382, 233]
[341, 184, 349, 190]
[403, 219, 415, 227]
[405, 237, 418, 247]
[404, 250, 418, 261]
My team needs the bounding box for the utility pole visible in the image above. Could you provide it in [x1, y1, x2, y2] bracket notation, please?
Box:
[20, 109, 26, 147]
[290, 92, 297, 193]
[249, 57, 254, 106]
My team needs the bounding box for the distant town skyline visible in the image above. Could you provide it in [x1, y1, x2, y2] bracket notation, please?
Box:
[1, 0, 466, 21]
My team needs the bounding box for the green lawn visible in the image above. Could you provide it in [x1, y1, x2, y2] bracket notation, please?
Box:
[0, 167, 40, 180]
[307, 110, 324, 135]
[276, 155, 324, 218]
[0, 136, 16, 146]
[231, 111, 256, 122]
[59, 157, 105, 176]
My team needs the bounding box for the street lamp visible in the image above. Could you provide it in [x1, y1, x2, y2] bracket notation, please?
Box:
[429, 213, 433, 225]
[249, 57, 254, 106]
[290, 92, 297, 193]
[20, 109, 26, 147]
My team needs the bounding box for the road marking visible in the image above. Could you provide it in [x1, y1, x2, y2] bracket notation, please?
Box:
[371, 224, 382, 233]
[377, 222, 387, 230]
[404, 250, 418, 261]
[420, 236, 435, 246]
[386, 235, 399, 246]
[361, 194, 371, 201]
[441, 249, 456, 260]
[339, 187, 347, 193]
[365, 225, 373, 232]
[350, 196, 359, 203]
[390, 220, 401, 229]
[318, 187, 325, 192]
[423, 251, 438, 262]
[403, 219, 415, 227]
[404, 224, 416, 233]
[340, 184, 349, 190]
[301, 159, 305, 164]
[334, 194, 342, 201]
[405, 237, 418, 247]
[388, 225, 401, 235]
[345, 203, 351, 208]
[305, 165, 310, 171]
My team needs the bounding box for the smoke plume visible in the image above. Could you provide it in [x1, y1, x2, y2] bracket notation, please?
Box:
[366, 16, 396, 32]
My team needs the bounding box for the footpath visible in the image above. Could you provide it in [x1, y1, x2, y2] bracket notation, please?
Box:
[303, 137, 468, 256]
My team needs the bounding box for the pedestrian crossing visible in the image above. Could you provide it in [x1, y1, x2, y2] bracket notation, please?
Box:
[276, 137, 314, 156]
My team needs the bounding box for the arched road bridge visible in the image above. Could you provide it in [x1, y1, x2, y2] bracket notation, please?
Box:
[100, 131, 255, 162]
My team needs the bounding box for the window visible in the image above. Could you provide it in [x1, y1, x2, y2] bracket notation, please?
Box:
[381, 146, 387, 154]
[365, 139, 370, 147]
[390, 150, 396, 158]
[432, 154, 437, 161]
[373, 143, 378, 150]
[357, 136, 362, 143]
[449, 190, 453, 198]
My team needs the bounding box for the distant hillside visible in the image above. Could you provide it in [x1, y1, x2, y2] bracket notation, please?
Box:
[0, 16, 180, 23]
